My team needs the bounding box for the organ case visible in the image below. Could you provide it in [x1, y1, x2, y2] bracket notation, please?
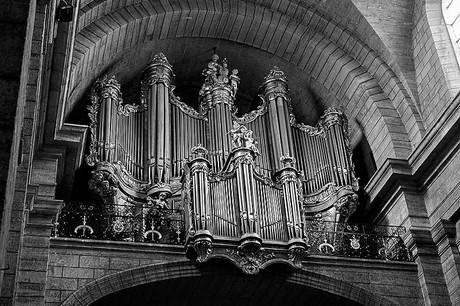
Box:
[85, 53, 359, 274]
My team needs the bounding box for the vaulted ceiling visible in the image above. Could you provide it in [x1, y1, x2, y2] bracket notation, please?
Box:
[66, 0, 425, 170]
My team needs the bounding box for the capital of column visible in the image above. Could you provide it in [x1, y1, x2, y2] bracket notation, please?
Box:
[260, 66, 289, 101]
[91, 75, 123, 102]
[142, 52, 175, 87]
[188, 144, 211, 175]
[321, 107, 347, 129]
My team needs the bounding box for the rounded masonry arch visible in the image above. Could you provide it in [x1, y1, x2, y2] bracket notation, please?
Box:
[68, 0, 425, 168]
[61, 260, 397, 306]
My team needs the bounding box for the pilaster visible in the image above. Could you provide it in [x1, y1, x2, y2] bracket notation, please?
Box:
[432, 219, 460, 305]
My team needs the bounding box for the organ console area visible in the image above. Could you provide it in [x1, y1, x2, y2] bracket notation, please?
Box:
[85, 52, 360, 273]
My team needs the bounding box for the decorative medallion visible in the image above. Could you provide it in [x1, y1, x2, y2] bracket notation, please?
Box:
[350, 235, 360, 250]
[226, 248, 275, 275]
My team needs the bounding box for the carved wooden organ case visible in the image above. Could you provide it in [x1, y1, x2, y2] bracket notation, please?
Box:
[85, 53, 359, 273]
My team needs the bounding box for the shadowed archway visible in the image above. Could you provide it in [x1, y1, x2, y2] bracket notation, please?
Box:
[62, 260, 396, 306]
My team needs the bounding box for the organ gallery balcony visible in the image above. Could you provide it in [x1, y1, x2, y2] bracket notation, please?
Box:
[53, 202, 412, 268]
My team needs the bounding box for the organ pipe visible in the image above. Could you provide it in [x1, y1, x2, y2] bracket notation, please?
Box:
[277, 155, 303, 240]
[199, 54, 239, 172]
[86, 75, 122, 166]
[141, 53, 174, 196]
[228, 122, 262, 249]
[260, 67, 295, 170]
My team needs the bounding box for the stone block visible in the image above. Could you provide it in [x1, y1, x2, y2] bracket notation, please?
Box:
[62, 267, 94, 279]
[16, 281, 45, 296]
[79, 255, 110, 269]
[109, 256, 140, 270]
[44, 290, 60, 303]
[60, 290, 75, 302]
[77, 278, 94, 289]
[94, 268, 114, 279]
[17, 270, 47, 284]
[48, 253, 79, 267]
[19, 258, 47, 272]
[47, 266, 62, 278]
[0, 273, 15, 297]
[46, 277, 78, 291]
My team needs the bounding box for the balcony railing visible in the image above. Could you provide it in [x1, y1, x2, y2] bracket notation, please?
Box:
[53, 202, 412, 262]
[53, 202, 185, 244]
[304, 220, 413, 261]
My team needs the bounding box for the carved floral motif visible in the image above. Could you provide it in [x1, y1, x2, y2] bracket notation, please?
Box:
[226, 248, 275, 275]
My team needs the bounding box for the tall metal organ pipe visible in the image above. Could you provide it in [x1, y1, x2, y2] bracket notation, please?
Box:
[87, 76, 122, 165]
[260, 67, 295, 170]
[199, 55, 239, 172]
[141, 53, 174, 196]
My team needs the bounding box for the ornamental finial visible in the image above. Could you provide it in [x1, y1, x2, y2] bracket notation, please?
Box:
[151, 52, 171, 66]
[280, 154, 296, 167]
[264, 66, 287, 82]
[191, 144, 209, 158]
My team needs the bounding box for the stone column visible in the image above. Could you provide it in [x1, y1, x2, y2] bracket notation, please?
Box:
[432, 219, 460, 305]
[402, 189, 451, 306]
[14, 196, 62, 305]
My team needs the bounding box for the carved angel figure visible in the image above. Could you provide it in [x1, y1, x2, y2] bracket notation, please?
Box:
[146, 192, 170, 213]
[202, 53, 219, 84]
[229, 122, 260, 154]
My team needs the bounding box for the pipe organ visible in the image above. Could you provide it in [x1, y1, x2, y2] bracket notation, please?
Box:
[86, 52, 359, 274]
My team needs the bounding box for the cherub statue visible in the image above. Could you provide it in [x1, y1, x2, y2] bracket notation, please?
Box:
[229, 122, 260, 155]
[203, 53, 219, 84]
[229, 69, 239, 92]
[146, 192, 170, 216]
[218, 58, 229, 83]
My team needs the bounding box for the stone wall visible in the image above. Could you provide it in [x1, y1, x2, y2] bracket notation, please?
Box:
[413, 0, 460, 130]
[46, 238, 422, 306]
[45, 239, 184, 305]
[0, 0, 28, 218]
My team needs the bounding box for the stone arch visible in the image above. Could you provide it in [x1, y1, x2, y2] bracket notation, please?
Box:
[67, 0, 423, 168]
[61, 260, 397, 306]
[75, 0, 425, 142]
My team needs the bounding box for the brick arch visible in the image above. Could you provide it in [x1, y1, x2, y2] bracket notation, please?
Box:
[69, 1, 417, 167]
[61, 260, 397, 306]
